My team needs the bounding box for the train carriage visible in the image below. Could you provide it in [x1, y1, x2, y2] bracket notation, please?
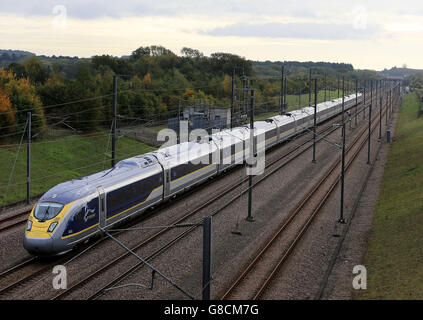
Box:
[24, 93, 362, 255]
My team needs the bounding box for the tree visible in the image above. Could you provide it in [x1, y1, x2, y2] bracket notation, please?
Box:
[222, 75, 231, 95]
[181, 47, 203, 59]
[0, 90, 16, 135]
[149, 45, 174, 57]
[7, 63, 27, 79]
[64, 63, 102, 131]
[24, 56, 49, 84]
[0, 52, 11, 61]
[131, 46, 151, 60]
[143, 73, 152, 87]
[0, 69, 46, 135]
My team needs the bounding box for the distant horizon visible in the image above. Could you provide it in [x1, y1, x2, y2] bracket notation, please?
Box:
[2, 47, 421, 73]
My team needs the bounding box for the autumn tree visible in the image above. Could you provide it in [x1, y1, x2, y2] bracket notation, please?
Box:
[0, 69, 45, 135]
[0, 90, 16, 135]
[24, 56, 49, 85]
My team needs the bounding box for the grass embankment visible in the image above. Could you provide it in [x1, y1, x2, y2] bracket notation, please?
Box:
[0, 130, 156, 205]
[356, 92, 423, 299]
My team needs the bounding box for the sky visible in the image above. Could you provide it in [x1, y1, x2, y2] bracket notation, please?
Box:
[1, 0, 423, 70]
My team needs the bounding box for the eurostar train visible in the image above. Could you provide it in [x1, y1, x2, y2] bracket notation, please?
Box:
[24, 94, 361, 255]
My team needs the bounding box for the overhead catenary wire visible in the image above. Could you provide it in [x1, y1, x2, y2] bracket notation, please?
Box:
[3, 117, 28, 201]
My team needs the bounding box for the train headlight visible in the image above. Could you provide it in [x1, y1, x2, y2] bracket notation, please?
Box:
[47, 222, 58, 233]
[26, 220, 32, 231]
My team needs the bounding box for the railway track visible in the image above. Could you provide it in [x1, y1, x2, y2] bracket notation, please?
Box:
[0, 208, 32, 233]
[0, 254, 71, 299]
[49, 115, 348, 300]
[0, 95, 371, 300]
[220, 100, 387, 300]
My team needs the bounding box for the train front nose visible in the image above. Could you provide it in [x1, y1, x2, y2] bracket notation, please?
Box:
[23, 236, 54, 255]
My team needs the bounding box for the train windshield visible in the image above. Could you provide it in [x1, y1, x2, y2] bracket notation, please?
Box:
[34, 202, 64, 222]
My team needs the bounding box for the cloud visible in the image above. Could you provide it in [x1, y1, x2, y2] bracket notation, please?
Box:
[0, 0, 169, 19]
[201, 22, 382, 40]
[2, 0, 423, 21]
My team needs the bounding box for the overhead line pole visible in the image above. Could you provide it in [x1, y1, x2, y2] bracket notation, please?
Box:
[367, 81, 373, 165]
[284, 76, 287, 112]
[363, 80, 366, 120]
[325, 72, 327, 102]
[386, 91, 389, 126]
[342, 77, 345, 125]
[202, 216, 212, 300]
[280, 65, 284, 115]
[246, 89, 255, 223]
[355, 79, 358, 127]
[378, 80, 382, 140]
[312, 79, 317, 164]
[26, 112, 31, 205]
[177, 99, 181, 144]
[338, 77, 346, 224]
[231, 69, 235, 130]
[309, 68, 312, 107]
[339, 121, 346, 224]
[338, 75, 340, 98]
[111, 75, 117, 168]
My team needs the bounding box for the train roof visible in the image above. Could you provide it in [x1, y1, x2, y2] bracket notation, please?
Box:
[40, 155, 162, 204]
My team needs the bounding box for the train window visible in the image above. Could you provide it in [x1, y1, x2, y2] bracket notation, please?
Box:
[75, 210, 84, 223]
[118, 191, 124, 205]
[126, 187, 132, 201]
[135, 183, 141, 197]
[110, 194, 117, 209]
[34, 202, 64, 222]
[100, 198, 105, 212]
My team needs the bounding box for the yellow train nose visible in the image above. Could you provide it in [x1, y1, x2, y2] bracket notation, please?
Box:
[26, 219, 52, 238]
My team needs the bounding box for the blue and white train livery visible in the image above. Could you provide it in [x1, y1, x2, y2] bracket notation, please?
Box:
[24, 94, 361, 255]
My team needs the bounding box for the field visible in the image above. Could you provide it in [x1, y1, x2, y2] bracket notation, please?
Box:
[0, 129, 156, 205]
[355, 92, 423, 299]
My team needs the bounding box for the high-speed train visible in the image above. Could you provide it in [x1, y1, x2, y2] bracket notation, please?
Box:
[24, 94, 361, 255]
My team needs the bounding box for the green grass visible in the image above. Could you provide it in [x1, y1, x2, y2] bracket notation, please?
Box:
[355, 92, 423, 299]
[0, 130, 156, 205]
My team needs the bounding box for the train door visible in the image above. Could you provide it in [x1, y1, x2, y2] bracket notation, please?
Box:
[210, 137, 222, 172]
[97, 186, 106, 229]
[159, 161, 170, 199]
[276, 120, 280, 143]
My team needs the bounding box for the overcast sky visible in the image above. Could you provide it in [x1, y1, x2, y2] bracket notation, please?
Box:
[1, 0, 423, 70]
